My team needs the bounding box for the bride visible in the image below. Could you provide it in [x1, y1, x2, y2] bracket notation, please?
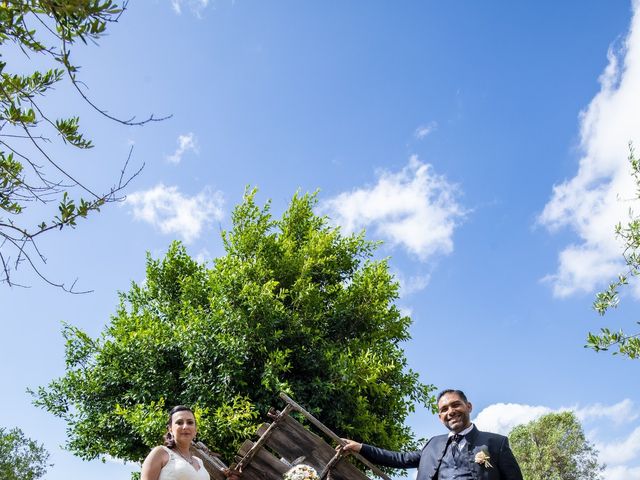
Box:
[141, 405, 210, 480]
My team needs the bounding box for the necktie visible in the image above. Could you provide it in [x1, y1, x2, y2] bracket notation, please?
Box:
[451, 434, 463, 457]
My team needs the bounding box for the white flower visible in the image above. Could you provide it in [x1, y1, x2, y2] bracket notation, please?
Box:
[283, 464, 319, 480]
[474, 449, 493, 468]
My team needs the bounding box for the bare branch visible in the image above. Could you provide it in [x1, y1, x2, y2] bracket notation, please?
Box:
[1, 230, 92, 293]
[61, 38, 171, 127]
[0, 1, 166, 292]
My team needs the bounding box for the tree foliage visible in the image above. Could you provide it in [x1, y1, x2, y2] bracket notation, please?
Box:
[509, 411, 603, 480]
[0, 0, 163, 291]
[0, 427, 50, 480]
[32, 189, 436, 465]
[588, 144, 640, 359]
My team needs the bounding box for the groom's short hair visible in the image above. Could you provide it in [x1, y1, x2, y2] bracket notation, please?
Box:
[437, 389, 469, 403]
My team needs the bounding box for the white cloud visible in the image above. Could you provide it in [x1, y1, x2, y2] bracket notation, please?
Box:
[603, 465, 640, 480]
[167, 133, 198, 164]
[474, 400, 640, 477]
[171, 0, 210, 16]
[396, 272, 431, 296]
[473, 403, 552, 435]
[195, 248, 212, 264]
[474, 400, 638, 434]
[414, 121, 438, 139]
[322, 156, 466, 261]
[597, 426, 640, 466]
[539, 1, 640, 297]
[575, 399, 638, 425]
[125, 184, 224, 243]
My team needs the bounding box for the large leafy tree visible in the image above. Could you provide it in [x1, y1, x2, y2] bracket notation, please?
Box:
[509, 411, 603, 480]
[0, 1, 162, 291]
[588, 144, 640, 359]
[32, 189, 435, 465]
[0, 427, 50, 480]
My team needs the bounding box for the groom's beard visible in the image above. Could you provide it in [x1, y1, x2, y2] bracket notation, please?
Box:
[443, 412, 470, 432]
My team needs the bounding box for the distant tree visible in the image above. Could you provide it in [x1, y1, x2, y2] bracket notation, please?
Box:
[509, 411, 604, 480]
[0, 427, 50, 480]
[32, 189, 435, 465]
[0, 1, 164, 291]
[588, 144, 640, 359]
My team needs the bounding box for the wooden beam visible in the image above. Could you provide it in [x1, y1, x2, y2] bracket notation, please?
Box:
[192, 441, 228, 480]
[279, 392, 391, 480]
[235, 403, 294, 472]
[318, 447, 344, 480]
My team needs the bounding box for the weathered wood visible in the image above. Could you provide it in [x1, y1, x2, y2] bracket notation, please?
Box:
[264, 414, 326, 469]
[256, 423, 270, 437]
[235, 404, 293, 472]
[232, 395, 391, 480]
[318, 447, 344, 480]
[239, 439, 256, 456]
[192, 442, 228, 480]
[279, 392, 390, 480]
[264, 414, 370, 480]
[233, 440, 290, 480]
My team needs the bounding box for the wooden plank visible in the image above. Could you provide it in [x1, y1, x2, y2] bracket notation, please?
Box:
[264, 414, 370, 480]
[279, 393, 390, 480]
[264, 414, 326, 469]
[233, 439, 291, 480]
[318, 448, 343, 480]
[235, 404, 293, 472]
[256, 423, 269, 436]
[248, 447, 290, 477]
[192, 442, 228, 480]
[238, 439, 256, 456]
[334, 455, 380, 480]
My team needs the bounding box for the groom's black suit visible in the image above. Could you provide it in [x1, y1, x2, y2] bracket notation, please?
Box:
[359, 425, 523, 480]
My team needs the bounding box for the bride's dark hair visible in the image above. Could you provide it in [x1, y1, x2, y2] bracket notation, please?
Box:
[163, 405, 195, 448]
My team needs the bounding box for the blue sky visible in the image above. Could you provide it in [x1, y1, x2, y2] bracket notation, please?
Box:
[2, 1, 640, 479]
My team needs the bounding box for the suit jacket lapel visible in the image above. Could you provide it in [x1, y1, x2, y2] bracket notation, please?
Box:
[465, 424, 479, 449]
[465, 426, 485, 479]
[433, 435, 451, 479]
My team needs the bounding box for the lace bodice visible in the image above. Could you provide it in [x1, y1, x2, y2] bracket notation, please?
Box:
[158, 446, 210, 480]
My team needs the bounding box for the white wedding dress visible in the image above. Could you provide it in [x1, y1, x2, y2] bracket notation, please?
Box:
[158, 446, 210, 480]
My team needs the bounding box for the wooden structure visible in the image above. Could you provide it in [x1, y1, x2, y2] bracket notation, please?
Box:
[193, 393, 390, 480]
[192, 441, 230, 480]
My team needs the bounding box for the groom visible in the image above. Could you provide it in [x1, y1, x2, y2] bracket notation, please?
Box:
[342, 389, 523, 480]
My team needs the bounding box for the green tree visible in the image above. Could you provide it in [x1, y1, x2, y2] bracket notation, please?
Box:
[588, 144, 640, 359]
[0, 1, 163, 291]
[0, 427, 50, 480]
[32, 189, 436, 465]
[509, 411, 604, 480]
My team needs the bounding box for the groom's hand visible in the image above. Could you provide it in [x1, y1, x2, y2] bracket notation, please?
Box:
[340, 439, 362, 454]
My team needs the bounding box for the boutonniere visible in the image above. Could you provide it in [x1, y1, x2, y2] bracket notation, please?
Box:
[474, 448, 493, 468]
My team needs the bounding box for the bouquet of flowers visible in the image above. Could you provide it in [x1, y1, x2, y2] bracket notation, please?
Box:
[283, 464, 320, 480]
